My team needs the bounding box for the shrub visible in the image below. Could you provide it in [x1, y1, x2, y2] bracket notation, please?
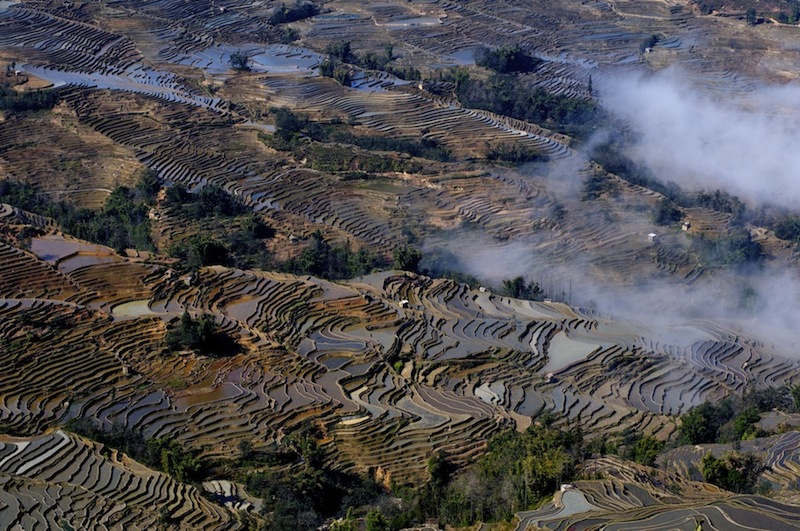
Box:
[269, 1, 319, 25]
[501, 276, 545, 301]
[474, 46, 542, 73]
[0, 86, 60, 114]
[164, 311, 240, 357]
[230, 50, 251, 71]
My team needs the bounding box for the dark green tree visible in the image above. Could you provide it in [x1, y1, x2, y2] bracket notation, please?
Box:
[501, 276, 545, 301]
[229, 50, 251, 71]
[393, 246, 422, 272]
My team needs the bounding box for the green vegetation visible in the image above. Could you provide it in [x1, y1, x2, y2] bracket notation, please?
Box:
[264, 107, 449, 165]
[484, 142, 546, 164]
[0, 175, 156, 252]
[678, 385, 800, 445]
[701, 451, 767, 493]
[165, 184, 248, 218]
[66, 420, 204, 483]
[418, 248, 481, 288]
[653, 198, 682, 226]
[283, 230, 382, 280]
[437, 421, 584, 525]
[586, 429, 664, 467]
[455, 73, 599, 137]
[392, 246, 422, 272]
[165, 185, 274, 270]
[268, 1, 319, 25]
[229, 50, 251, 72]
[474, 46, 542, 74]
[772, 215, 800, 243]
[640, 34, 659, 53]
[501, 276, 545, 301]
[581, 172, 619, 200]
[691, 229, 762, 269]
[244, 423, 387, 531]
[169, 234, 230, 268]
[0, 86, 60, 114]
[164, 311, 241, 357]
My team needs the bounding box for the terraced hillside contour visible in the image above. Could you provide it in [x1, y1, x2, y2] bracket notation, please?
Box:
[2, 0, 800, 528]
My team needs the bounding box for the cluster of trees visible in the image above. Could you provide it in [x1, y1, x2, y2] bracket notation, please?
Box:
[435, 421, 585, 525]
[66, 420, 204, 483]
[581, 172, 620, 200]
[266, 107, 449, 164]
[392, 246, 422, 272]
[484, 142, 545, 164]
[500, 276, 545, 301]
[0, 86, 60, 114]
[169, 234, 230, 269]
[772, 215, 800, 243]
[701, 451, 768, 493]
[415, 247, 481, 288]
[455, 73, 599, 137]
[653, 198, 682, 226]
[244, 423, 395, 531]
[690, 229, 762, 269]
[165, 184, 248, 219]
[0, 173, 157, 253]
[589, 141, 779, 268]
[640, 34, 659, 53]
[268, 1, 319, 25]
[282, 230, 383, 280]
[319, 40, 421, 83]
[229, 50, 251, 72]
[164, 311, 240, 357]
[165, 185, 274, 270]
[475, 46, 542, 74]
[585, 428, 665, 467]
[679, 385, 800, 446]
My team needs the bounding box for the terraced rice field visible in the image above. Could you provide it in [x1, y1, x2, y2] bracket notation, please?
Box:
[2, 0, 800, 527]
[515, 455, 800, 530]
[2, 203, 799, 484]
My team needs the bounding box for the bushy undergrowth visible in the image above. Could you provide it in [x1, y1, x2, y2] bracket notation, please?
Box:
[0, 174, 156, 252]
[455, 73, 599, 137]
[66, 420, 204, 483]
[265, 107, 451, 163]
[282, 230, 383, 280]
[164, 311, 241, 357]
[0, 86, 60, 114]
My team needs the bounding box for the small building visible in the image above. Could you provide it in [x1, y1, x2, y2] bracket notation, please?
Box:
[544, 372, 555, 383]
[682, 221, 691, 231]
[399, 299, 409, 309]
[560, 483, 575, 492]
[647, 232, 658, 243]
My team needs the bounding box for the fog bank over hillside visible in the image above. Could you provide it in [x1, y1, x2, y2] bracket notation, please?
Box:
[599, 69, 800, 208]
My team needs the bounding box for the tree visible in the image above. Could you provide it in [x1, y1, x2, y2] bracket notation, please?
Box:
[393, 246, 422, 272]
[164, 311, 239, 357]
[501, 276, 545, 301]
[653, 198, 682, 226]
[631, 435, 664, 467]
[135, 169, 160, 203]
[229, 50, 251, 71]
[679, 399, 735, 444]
[746, 7, 757, 25]
[326, 41, 353, 63]
[238, 440, 255, 462]
[701, 451, 767, 493]
[365, 509, 389, 531]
